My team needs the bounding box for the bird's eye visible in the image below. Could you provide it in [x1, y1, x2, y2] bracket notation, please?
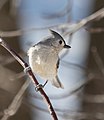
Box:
[59, 40, 62, 44]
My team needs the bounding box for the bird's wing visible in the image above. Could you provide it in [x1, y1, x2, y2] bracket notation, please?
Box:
[27, 44, 36, 56]
[56, 58, 60, 69]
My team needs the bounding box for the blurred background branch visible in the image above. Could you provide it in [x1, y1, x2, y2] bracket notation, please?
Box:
[0, 8, 103, 37]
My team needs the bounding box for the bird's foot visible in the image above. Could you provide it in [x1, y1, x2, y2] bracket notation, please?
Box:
[24, 66, 31, 73]
[35, 84, 43, 92]
[43, 80, 48, 87]
[35, 80, 48, 92]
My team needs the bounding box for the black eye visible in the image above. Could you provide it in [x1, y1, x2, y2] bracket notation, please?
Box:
[59, 40, 62, 44]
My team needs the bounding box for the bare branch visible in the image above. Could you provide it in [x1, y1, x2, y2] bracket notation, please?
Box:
[63, 7, 104, 36]
[0, 8, 103, 37]
[0, 38, 58, 120]
[1, 78, 30, 120]
[1, 99, 22, 120]
[86, 27, 104, 33]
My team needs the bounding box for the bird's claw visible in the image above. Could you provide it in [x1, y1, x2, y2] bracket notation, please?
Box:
[24, 66, 31, 73]
[35, 84, 43, 92]
[35, 81, 48, 92]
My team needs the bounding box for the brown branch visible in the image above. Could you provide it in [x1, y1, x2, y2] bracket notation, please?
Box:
[0, 38, 58, 120]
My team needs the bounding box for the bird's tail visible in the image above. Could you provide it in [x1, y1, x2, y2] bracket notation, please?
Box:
[51, 76, 64, 89]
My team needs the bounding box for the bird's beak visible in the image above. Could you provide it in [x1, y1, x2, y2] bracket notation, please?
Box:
[64, 44, 71, 48]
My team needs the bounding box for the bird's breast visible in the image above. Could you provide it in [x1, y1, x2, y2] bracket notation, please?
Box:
[29, 49, 58, 79]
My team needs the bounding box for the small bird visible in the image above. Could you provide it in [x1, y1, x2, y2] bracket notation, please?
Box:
[27, 30, 71, 89]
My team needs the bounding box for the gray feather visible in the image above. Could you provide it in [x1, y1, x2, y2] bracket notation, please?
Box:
[51, 76, 64, 89]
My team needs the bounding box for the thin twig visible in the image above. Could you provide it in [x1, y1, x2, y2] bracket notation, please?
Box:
[0, 38, 58, 120]
[86, 27, 104, 33]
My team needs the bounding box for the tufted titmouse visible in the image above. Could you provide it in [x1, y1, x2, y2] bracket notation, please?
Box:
[27, 30, 71, 89]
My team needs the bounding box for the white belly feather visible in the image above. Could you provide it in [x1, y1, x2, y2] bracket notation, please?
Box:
[28, 46, 58, 80]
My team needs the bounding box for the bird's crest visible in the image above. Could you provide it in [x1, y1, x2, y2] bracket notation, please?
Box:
[49, 29, 64, 40]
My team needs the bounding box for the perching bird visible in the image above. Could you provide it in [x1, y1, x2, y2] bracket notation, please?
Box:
[27, 30, 71, 89]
